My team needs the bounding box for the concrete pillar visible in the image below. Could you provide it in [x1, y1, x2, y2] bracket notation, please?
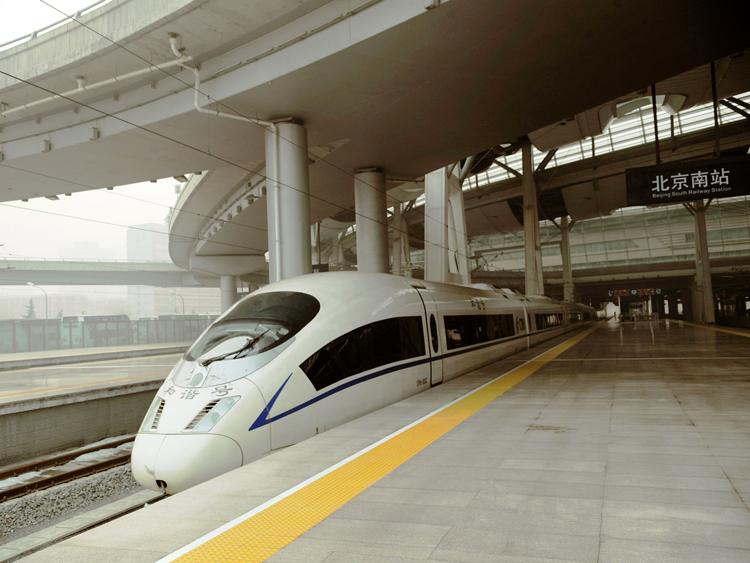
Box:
[560, 215, 574, 303]
[735, 295, 746, 320]
[354, 169, 388, 273]
[220, 275, 238, 312]
[522, 142, 544, 295]
[652, 294, 665, 319]
[264, 121, 312, 283]
[391, 202, 402, 275]
[693, 200, 715, 324]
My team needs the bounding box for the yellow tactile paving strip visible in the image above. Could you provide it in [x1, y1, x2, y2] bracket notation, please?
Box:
[175, 326, 596, 562]
[679, 320, 750, 339]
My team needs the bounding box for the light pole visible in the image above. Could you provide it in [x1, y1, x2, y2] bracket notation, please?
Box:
[172, 291, 186, 315]
[172, 291, 186, 342]
[26, 282, 49, 350]
[26, 282, 48, 318]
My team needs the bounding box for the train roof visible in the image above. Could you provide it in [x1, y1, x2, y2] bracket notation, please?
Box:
[255, 272, 534, 305]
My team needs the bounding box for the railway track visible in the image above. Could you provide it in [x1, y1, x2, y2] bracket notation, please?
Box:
[0, 436, 135, 502]
[1, 490, 166, 563]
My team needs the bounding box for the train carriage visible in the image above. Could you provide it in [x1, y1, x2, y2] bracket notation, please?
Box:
[132, 272, 596, 493]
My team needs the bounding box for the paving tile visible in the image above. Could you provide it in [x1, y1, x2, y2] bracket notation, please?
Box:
[606, 461, 727, 478]
[305, 518, 450, 548]
[358, 486, 477, 507]
[498, 458, 605, 472]
[334, 499, 601, 537]
[324, 553, 427, 563]
[604, 499, 750, 526]
[605, 473, 734, 492]
[604, 484, 746, 508]
[482, 480, 604, 500]
[600, 536, 750, 562]
[469, 491, 602, 514]
[603, 514, 750, 549]
[435, 527, 599, 562]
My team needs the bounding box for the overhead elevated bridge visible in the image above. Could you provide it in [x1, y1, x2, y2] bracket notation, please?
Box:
[0, 258, 210, 287]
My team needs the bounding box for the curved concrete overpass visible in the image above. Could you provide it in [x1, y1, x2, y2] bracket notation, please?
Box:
[0, 0, 747, 287]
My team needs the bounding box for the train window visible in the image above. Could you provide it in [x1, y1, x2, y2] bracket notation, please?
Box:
[185, 291, 319, 362]
[429, 314, 439, 353]
[177, 292, 320, 387]
[535, 312, 563, 330]
[443, 314, 515, 351]
[301, 316, 425, 391]
[222, 291, 320, 330]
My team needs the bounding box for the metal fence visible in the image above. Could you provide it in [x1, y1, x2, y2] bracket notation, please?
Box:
[0, 314, 216, 354]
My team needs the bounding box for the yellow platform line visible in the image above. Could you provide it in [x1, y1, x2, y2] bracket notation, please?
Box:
[678, 320, 750, 339]
[171, 326, 596, 563]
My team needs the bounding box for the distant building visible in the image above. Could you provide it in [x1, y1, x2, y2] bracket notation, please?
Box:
[127, 223, 169, 318]
[127, 223, 170, 263]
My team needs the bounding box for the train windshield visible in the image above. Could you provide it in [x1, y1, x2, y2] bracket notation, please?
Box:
[182, 291, 320, 366]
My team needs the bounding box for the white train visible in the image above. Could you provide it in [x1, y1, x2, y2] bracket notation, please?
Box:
[132, 272, 595, 493]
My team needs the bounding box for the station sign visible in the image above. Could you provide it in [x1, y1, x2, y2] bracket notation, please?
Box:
[625, 156, 750, 205]
[608, 288, 662, 298]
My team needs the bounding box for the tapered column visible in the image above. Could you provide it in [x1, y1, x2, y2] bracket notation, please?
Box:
[311, 222, 321, 267]
[522, 142, 544, 295]
[220, 275, 238, 312]
[391, 202, 402, 275]
[693, 200, 715, 323]
[424, 166, 470, 284]
[265, 121, 312, 283]
[560, 215, 574, 302]
[354, 168, 388, 273]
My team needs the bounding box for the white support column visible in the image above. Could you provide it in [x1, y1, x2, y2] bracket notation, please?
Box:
[560, 215, 574, 303]
[264, 120, 312, 283]
[391, 202, 402, 275]
[354, 168, 388, 273]
[401, 207, 412, 277]
[522, 142, 544, 295]
[424, 165, 470, 285]
[693, 200, 715, 323]
[220, 275, 238, 312]
[311, 222, 321, 267]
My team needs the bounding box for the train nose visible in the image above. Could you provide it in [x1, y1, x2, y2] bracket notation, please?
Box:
[131, 433, 242, 494]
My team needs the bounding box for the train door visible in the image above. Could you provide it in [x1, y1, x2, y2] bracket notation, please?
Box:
[522, 304, 531, 349]
[415, 287, 443, 386]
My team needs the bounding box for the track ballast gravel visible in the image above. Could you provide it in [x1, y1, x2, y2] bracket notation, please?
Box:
[0, 465, 142, 543]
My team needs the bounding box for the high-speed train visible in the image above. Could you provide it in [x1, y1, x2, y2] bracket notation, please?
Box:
[132, 272, 595, 493]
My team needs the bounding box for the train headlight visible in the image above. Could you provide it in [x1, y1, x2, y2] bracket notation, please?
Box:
[184, 396, 240, 433]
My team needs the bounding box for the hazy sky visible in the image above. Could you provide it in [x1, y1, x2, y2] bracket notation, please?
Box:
[0, 0, 181, 262]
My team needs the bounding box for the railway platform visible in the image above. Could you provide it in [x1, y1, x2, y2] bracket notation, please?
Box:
[0, 353, 180, 465]
[21, 320, 750, 562]
[0, 352, 180, 406]
[0, 343, 188, 372]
